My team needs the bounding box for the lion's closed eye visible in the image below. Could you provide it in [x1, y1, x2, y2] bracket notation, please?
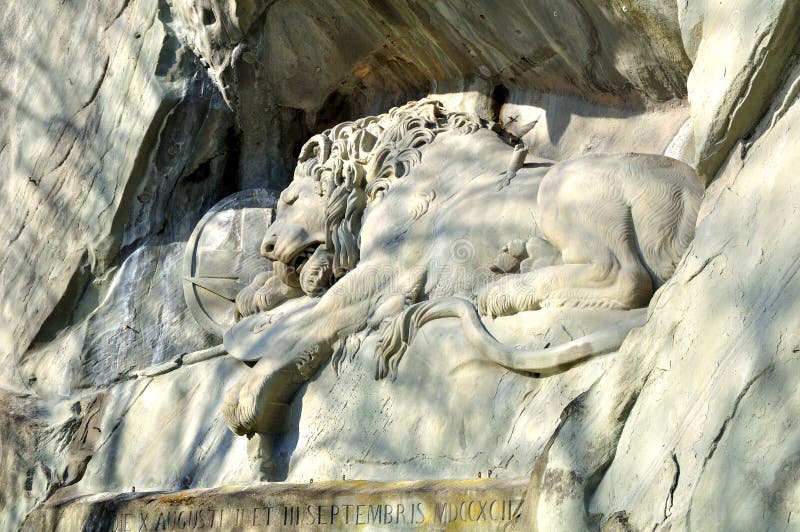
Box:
[280, 188, 300, 205]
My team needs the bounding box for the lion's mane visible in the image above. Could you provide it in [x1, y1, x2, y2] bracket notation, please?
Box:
[295, 99, 485, 279]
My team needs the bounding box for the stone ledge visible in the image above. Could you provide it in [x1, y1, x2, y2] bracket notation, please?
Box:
[24, 478, 527, 531]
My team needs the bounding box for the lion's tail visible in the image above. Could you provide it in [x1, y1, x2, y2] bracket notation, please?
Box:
[376, 297, 647, 379]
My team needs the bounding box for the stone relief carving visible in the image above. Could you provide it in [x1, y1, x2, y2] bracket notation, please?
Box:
[184, 99, 703, 472]
[183, 189, 277, 337]
[220, 99, 486, 439]
[378, 152, 702, 376]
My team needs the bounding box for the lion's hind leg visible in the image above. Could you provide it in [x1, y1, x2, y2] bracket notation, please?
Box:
[476, 263, 622, 317]
[536, 238, 653, 311]
[477, 229, 652, 316]
[533, 253, 653, 311]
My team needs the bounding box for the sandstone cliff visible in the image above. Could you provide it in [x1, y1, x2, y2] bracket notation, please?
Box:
[2, 1, 798, 530]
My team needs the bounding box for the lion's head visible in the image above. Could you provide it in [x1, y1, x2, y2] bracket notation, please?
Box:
[236, 99, 485, 318]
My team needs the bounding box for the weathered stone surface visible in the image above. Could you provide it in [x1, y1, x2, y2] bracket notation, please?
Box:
[4, 0, 800, 530]
[172, 0, 690, 107]
[0, 0, 234, 393]
[0, 390, 106, 531]
[57, 356, 254, 498]
[0, 391, 44, 530]
[25, 478, 528, 531]
[168, 0, 692, 186]
[21, 240, 216, 393]
[587, 56, 800, 531]
[280, 309, 626, 482]
[685, 0, 800, 179]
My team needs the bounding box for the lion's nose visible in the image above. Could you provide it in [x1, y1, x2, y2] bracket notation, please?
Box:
[261, 234, 278, 259]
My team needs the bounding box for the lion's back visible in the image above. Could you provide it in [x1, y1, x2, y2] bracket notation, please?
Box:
[539, 153, 703, 284]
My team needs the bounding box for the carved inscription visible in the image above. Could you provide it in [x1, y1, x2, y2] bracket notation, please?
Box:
[109, 497, 524, 530]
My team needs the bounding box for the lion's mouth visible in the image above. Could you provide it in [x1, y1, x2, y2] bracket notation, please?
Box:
[273, 241, 324, 287]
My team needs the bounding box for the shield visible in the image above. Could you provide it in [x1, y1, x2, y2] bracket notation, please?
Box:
[183, 189, 277, 337]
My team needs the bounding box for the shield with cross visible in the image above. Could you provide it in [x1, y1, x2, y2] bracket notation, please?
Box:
[182, 189, 277, 337]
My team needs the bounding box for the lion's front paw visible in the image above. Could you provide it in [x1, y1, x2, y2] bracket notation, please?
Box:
[223, 378, 260, 436]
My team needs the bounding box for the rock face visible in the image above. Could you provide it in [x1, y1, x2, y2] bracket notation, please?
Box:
[515, 4, 800, 529]
[166, 0, 692, 186]
[683, 0, 800, 179]
[2, 0, 800, 530]
[589, 56, 800, 531]
[0, 0, 234, 394]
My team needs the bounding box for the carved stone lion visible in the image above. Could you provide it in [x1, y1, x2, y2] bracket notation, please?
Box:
[221, 99, 703, 441]
[377, 151, 703, 377]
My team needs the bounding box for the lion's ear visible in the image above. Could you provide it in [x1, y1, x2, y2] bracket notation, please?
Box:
[298, 134, 332, 163]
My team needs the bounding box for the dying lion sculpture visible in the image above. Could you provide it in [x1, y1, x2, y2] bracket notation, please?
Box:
[221, 99, 703, 442]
